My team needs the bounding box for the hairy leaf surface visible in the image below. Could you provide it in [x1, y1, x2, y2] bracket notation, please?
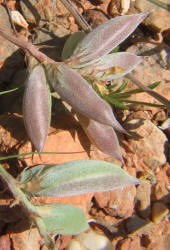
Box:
[92, 52, 143, 80]
[36, 204, 88, 235]
[70, 12, 149, 66]
[23, 64, 51, 152]
[76, 112, 124, 162]
[18, 160, 140, 197]
[45, 63, 126, 133]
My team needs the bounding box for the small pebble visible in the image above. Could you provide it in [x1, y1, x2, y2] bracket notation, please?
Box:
[66, 229, 113, 250]
[152, 202, 169, 224]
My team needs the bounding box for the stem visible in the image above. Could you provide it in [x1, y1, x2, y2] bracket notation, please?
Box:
[0, 165, 40, 217]
[0, 28, 57, 64]
[0, 150, 88, 161]
[127, 74, 170, 111]
[147, 0, 170, 11]
[34, 217, 55, 250]
[0, 165, 54, 249]
[60, 0, 91, 32]
[4, 0, 17, 35]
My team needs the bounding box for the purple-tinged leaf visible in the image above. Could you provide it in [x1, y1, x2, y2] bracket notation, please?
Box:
[76, 112, 124, 163]
[44, 63, 126, 133]
[91, 52, 143, 80]
[18, 160, 140, 197]
[23, 64, 51, 152]
[69, 12, 149, 67]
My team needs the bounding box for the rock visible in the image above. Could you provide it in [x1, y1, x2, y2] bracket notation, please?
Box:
[94, 186, 136, 219]
[9, 226, 41, 250]
[20, 0, 65, 24]
[117, 236, 141, 250]
[57, 235, 72, 250]
[135, 0, 170, 32]
[108, 0, 121, 17]
[123, 42, 170, 113]
[125, 119, 168, 169]
[66, 239, 82, 250]
[152, 163, 170, 203]
[141, 219, 170, 250]
[125, 215, 153, 235]
[83, 9, 108, 29]
[136, 181, 151, 218]
[20, 0, 72, 37]
[0, 5, 24, 87]
[67, 229, 113, 250]
[0, 235, 11, 250]
[126, 110, 151, 121]
[151, 202, 169, 224]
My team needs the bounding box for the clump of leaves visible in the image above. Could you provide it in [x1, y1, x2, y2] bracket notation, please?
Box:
[0, 12, 151, 162]
[0, 159, 140, 249]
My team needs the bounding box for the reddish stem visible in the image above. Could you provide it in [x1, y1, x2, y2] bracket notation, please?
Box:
[0, 28, 57, 64]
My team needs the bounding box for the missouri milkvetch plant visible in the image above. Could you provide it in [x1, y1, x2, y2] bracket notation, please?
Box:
[0, 12, 149, 161]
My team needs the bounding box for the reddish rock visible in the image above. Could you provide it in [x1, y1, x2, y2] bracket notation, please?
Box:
[125, 119, 167, 169]
[135, 0, 170, 32]
[10, 227, 41, 250]
[136, 181, 151, 218]
[117, 236, 141, 250]
[58, 235, 72, 250]
[0, 235, 11, 250]
[94, 185, 136, 218]
[152, 163, 170, 203]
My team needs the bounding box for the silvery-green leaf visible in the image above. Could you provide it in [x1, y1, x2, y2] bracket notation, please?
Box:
[23, 64, 51, 152]
[76, 112, 124, 163]
[69, 12, 149, 67]
[91, 52, 143, 80]
[44, 63, 126, 133]
[18, 160, 140, 197]
[36, 204, 89, 235]
[62, 32, 86, 61]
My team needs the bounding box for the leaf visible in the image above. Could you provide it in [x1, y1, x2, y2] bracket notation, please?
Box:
[113, 81, 128, 93]
[120, 99, 166, 108]
[61, 31, 86, 61]
[23, 64, 51, 152]
[18, 160, 140, 197]
[76, 112, 124, 162]
[44, 63, 126, 133]
[69, 12, 149, 67]
[127, 73, 170, 111]
[110, 81, 161, 98]
[92, 52, 143, 80]
[103, 95, 129, 109]
[36, 204, 89, 235]
[0, 87, 20, 95]
[107, 83, 118, 90]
